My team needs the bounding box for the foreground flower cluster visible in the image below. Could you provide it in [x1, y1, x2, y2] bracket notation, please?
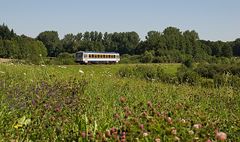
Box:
[79, 97, 227, 141]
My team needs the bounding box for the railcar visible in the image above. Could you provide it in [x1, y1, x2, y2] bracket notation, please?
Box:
[75, 51, 120, 64]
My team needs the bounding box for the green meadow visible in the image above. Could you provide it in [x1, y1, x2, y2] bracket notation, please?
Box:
[0, 63, 239, 141]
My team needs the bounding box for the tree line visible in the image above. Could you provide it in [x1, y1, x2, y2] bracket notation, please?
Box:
[0, 24, 47, 63]
[0, 23, 240, 64]
[36, 31, 140, 56]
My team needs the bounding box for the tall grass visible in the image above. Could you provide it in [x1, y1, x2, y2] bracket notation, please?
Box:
[0, 63, 239, 141]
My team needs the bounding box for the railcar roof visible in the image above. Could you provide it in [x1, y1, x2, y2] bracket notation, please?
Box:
[76, 51, 119, 54]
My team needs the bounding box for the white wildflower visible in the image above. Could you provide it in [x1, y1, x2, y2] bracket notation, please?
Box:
[180, 119, 186, 124]
[143, 132, 148, 137]
[155, 138, 161, 142]
[58, 66, 67, 69]
[79, 69, 84, 74]
[171, 127, 177, 135]
[194, 137, 199, 140]
[0, 71, 5, 74]
[188, 130, 194, 135]
[193, 124, 202, 129]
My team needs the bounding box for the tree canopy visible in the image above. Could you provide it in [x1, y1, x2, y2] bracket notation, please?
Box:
[0, 23, 239, 64]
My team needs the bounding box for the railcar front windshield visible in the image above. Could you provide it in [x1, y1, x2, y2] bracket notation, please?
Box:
[76, 52, 83, 58]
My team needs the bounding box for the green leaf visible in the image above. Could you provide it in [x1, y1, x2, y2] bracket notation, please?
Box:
[18, 116, 26, 125]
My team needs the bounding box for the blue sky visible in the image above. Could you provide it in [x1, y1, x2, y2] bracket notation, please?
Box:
[0, 0, 239, 41]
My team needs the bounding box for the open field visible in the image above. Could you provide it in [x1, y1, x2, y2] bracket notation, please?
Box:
[0, 63, 239, 141]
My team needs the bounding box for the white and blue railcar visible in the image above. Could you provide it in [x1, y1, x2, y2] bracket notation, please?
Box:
[75, 51, 120, 64]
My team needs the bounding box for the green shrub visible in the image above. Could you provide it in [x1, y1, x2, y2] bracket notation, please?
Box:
[177, 66, 200, 85]
[200, 79, 214, 88]
[118, 65, 178, 84]
[229, 65, 240, 76]
[213, 74, 228, 87]
[195, 63, 240, 79]
[194, 64, 217, 78]
[183, 58, 193, 68]
[135, 65, 157, 80]
[119, 54, 141, 64]
[152, 56, 165, 63]
[140, 51, 154, 63]
[118, 65, 135, 78]
[48, 52, 76, 65]
[229, 75, 240, 89]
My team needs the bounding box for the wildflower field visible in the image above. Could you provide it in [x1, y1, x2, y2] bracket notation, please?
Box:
[0, 63, 239, 141]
